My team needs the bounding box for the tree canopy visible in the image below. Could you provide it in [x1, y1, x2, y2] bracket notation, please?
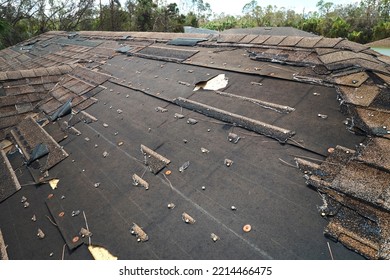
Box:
[204, 0, 390, 44]
[0, 0, 389, 49]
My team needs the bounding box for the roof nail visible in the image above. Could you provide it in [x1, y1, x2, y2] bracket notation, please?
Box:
[211, 233, 220, 242]
[317, 114, 328, 119]
[37, 228, 45, 239]
[71, 210, 80, 217]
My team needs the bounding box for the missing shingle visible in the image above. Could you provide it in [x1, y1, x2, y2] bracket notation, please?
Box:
[194, 74, 228, 91]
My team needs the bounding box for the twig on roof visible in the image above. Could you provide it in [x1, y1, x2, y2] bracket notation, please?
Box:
[327, 242, 334, 260]
[290, 154, 326, 163]
[83, 211, 91, 246]
[46, 215, 57, 227]
[278, 158, 298, 168]
[141, 167, 148, 178]
[62, 244, 66, 260]
[287, 138, 306, 148]
[290, 154, 341, 166]
[162, 173, 173, 191]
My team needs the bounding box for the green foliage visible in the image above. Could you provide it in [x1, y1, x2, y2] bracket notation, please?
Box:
[202, 15, 237, 31]
[0, 0, 390, 50]
[97, 4, 130, 31]
[348, 30, 364, 42]
[202, 0, 390, 44]
[373, 21, 390, 40]
[153, 3, 185, 32]
[184, 12, 199, 28]
[301, 17, 320, 34]
[134, 0, 156, 31]
[329, 17, 350, 38]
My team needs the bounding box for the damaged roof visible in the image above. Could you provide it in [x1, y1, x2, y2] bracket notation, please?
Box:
[221, 26, 318, 37]
[366, 37, 390, 48]
[0, 30, 390, 260]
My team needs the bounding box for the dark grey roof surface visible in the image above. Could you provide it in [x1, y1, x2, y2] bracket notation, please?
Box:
[0, 31, 390, 260]
[221, 27, 318, 37]
[366, 37, 390, 48]
[184, 26, 219, 35]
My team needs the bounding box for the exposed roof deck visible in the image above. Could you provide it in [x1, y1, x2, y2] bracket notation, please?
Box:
[0, 30, 389, 260]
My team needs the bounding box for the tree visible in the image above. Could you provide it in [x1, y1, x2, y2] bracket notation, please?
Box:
[0, 0, 38, 46]
[316, 0, 334, 15]
[329, 16, 350, 38]
[373, 21, 390, 40]
[0, 0, 36, 26]
[242, 0, 263, 26]
[153, 3, 185, 32]
[1, 0, 390, 50]
[301, 16, 320, 34]
[57, 0, 96, 31]
[134, 0, 156, 31]
[184, 11, 198, 27]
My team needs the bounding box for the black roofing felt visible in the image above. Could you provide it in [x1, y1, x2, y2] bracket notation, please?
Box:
[167, 38, 207, 47]
[1, 31, 389, 260]
[184, 26, 219, 35]
[0, 61, 363, 260]
[3, 80, 361, 259]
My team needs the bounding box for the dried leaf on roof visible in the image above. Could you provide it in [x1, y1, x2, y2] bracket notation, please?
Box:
[88, 245, 118, 260]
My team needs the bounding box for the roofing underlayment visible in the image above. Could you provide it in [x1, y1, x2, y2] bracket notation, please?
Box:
[0, 31, 389, 260]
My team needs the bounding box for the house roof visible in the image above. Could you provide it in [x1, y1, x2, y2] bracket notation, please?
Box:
[221, 27, 318, 37]
[366, 37, 390, 48]
[0, 30, 390, 260]
[184, 26, 219, 35]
